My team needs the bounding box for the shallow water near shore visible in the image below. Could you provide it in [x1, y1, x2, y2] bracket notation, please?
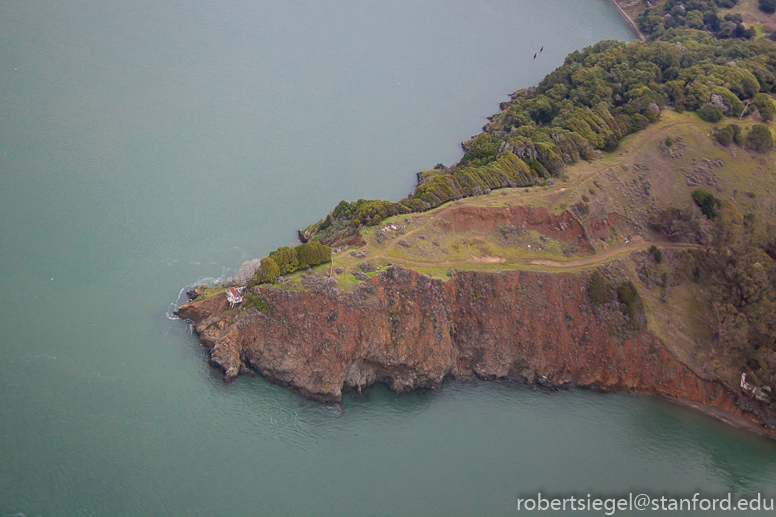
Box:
[1, 0, 775, 515]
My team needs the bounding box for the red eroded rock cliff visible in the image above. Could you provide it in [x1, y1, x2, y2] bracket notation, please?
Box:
[176, 266, 773, 432]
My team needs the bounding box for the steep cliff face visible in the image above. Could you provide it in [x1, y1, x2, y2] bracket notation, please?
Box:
[176, 266, 774, 432]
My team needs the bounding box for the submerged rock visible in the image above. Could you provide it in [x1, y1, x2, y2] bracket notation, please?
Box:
[186, 285, 206, 301]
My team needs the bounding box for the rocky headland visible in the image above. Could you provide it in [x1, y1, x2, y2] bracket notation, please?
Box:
[176, 31, 776, 437]
[177, 263, 775, 435]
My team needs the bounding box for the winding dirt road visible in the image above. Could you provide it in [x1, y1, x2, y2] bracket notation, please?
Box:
[528, 241, 697, 268]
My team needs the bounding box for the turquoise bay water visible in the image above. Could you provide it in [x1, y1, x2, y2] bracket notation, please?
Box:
[1, 1, 775, 515]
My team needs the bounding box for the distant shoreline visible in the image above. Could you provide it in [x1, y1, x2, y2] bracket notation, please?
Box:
[607, 0, 646, 41]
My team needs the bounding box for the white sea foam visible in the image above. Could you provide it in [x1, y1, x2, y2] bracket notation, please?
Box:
[165, 274, 227, 320]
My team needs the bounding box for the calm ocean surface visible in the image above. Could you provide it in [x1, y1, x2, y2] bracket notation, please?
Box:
[1, 1, 775, 515]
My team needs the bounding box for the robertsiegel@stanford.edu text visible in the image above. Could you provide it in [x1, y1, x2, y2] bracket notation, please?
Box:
[516, 492, 774, 514]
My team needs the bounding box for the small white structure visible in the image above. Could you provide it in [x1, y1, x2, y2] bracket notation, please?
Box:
[741, 373, 772, 404]
[226, 286, 245, 308]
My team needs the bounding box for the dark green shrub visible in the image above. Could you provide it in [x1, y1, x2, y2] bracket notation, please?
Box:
[617, 281, 646, 330]
[603, 134, 620, 152]
[704, 11, 721, 31]
[760, 0, 776, 14]
[269, 246, 299, 275]
[333, 200, 354, 218]
[752, 94, 775, 122]
[529, 160, 548, 177]
[589, 271, 612, 305]
[699, 103, 724, 122]
[347, 198, 411, 227]
[715, 124, 742, 146]
[692, 189, 722, 219]
[745, 124, 774, 153]
[650, 245, 663, 264]
[711, 87, 745, 116]
[638, 7, 664, 34]
[716, 127, 733, 146]
[460, 133, 500, 167]
[251, 257, 280, 285]
[296, 242, 332, 270]
[651, 207, 706, 244]
[665, 137, 674, 147]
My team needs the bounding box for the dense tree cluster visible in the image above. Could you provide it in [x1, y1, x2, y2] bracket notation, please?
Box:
[249, 242, 332, 286]
[715, 123, 744, 145]
[686, 202, 776, 390]
[303, 30, 776, 245]
[617, 281, 647, 330]
[637, 0, 755, 40]
[296, 241, 332, 270]
[651, 206, 710, 244]
[253, 257, 280, 285]
[588, 273, 647, 329]
[649, 188, 776, 399]
[692, 189, 722, 219]
[269, 247, 299, 275]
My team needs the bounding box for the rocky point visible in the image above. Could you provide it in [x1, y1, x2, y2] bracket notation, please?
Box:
[176, 266, 775, 435]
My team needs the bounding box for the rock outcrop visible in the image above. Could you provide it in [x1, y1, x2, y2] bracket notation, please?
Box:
[176, 266, 775, 433]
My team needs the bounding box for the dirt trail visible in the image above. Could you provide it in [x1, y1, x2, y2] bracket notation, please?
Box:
[529, 241, 696, 268]
[357, 241, 696, 271]
[392, 256, 507, 268]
